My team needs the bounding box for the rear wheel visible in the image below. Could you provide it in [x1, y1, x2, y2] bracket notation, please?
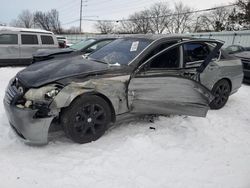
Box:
[61, 95, 111, 144]
[209, 79, 231, 110]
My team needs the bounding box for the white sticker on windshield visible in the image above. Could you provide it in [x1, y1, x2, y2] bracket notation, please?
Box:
[130, 41, 139, 52]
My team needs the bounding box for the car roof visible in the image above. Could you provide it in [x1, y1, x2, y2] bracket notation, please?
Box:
[119, 34, 192, 41]
[90, 36, 118, 40]
[76, 37, 117, 42]
[0, 26, 53, 34]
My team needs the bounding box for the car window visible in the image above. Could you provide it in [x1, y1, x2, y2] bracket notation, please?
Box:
[21, 34, 38, 45]
[41, 35, 54, 45]
[89, 38, 152, 65]
[0, 34, 18, 45]
[88, 40, 113, 51]
[150, 47, 180, 69]
[70, 39, 96, 50]
[183, 43, 210, 64]
[226, 45, 245, 54]
[140, 42, 177, 64]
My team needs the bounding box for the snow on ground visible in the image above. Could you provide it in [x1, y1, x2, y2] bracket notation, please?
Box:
[0, 67, 250, 188]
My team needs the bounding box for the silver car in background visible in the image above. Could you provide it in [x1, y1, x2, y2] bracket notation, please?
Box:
[0, 26, 58, 66]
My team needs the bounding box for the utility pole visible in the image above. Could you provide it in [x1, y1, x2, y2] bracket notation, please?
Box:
[79, 0, 88, 33]
[80, 0, 83, 33]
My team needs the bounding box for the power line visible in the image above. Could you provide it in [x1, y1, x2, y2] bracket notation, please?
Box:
[62, 19, 80, 26]
[86, 0, 156, 11]
[57, 0, 80, 12]
[62, 3, 237, 25]
[61, 0, 154, 22]
[112, 3, 238, 22]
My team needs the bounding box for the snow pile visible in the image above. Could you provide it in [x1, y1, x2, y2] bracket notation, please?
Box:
[0, 67, 250, 188]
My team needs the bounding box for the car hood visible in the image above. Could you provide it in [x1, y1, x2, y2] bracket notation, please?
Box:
[17, 56, 111, 88]
[234, 51, 250, 60]
[33, 48, 75, 57]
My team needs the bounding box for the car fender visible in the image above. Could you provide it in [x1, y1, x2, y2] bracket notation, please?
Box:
[50, 75, 130, 115]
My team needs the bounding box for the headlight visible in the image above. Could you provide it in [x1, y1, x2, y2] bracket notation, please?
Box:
[24, 85, 62, 101]
[45, 88, 60, 99]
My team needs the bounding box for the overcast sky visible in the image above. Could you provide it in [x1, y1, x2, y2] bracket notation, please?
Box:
[0, 0, 234, 32]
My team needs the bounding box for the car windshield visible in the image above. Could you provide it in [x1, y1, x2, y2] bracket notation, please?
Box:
[88, 38, 152, 65]
[225, 45, 244, 54]
[70, 38, 96, 50]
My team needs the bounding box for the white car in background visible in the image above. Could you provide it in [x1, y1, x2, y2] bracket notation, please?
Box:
[56, 36, 68, 48]
[0, 26, 58, 66]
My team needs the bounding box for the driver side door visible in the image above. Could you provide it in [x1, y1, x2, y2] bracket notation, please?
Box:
[128, 40, 223, 117]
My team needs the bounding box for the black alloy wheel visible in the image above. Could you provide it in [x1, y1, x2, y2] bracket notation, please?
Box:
[61, 95, 111, 144]
[209, 79, 231, 110]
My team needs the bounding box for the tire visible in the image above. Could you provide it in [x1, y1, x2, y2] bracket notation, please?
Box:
[209, 79, 231, 110]
[61, 95, 111, 144]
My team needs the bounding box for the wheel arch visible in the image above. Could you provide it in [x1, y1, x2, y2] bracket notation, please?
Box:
[213, 77, 232, 92]
[60, 91, 116, 124]
[93, 92, 116, 123]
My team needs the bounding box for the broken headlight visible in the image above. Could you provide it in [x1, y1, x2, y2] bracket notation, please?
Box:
[45, 88, 60, 99]
[24, 85, 62, 102]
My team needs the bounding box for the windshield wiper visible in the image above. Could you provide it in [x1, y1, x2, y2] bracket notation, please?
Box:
[87, 57, 108, 64]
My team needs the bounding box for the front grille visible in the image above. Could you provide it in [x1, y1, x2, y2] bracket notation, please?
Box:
[4, 85, 19, 105]
[4, 79, 24, 105]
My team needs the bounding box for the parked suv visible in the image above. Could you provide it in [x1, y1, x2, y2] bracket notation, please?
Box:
[0, 26, 58, 66]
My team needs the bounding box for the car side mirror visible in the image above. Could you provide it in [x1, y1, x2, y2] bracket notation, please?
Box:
[134, 63, 150, 76]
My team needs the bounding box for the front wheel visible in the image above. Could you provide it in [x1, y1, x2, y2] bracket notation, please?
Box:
[209, 79, 231, 110]
[61, 95, 111, 144]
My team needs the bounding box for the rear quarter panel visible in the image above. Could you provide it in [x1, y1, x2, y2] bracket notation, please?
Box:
[201, 58, 243, 94]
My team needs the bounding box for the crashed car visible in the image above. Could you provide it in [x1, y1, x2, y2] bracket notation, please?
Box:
[4, 36, 243, 145]
[32, 37, 115, 63]
[225, 45, 250, 83]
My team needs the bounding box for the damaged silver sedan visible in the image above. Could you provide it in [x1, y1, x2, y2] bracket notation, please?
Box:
[4, 36, 243, 145]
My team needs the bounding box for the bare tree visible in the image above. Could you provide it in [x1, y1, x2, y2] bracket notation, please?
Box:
[117, 20, 136, 34]
[198, 6, 231, 32]
[237, 0, 250, 23]
[128, 10, 152, 34]
[228, 0, 250, 30]
[10, 10, 33, 28]
[149, 2, 172, 34]
[48, 9, 62, 34]
[34, 11, 51, 30]
[95, 21, 114, 34]
[34, 9, 62, 33]
[166, 2, 193, 33]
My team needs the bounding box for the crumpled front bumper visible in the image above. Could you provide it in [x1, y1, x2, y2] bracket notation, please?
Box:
[3, 84, 54, 145]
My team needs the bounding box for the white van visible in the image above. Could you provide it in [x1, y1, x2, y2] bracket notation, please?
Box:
[0, 26, 58, 66]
